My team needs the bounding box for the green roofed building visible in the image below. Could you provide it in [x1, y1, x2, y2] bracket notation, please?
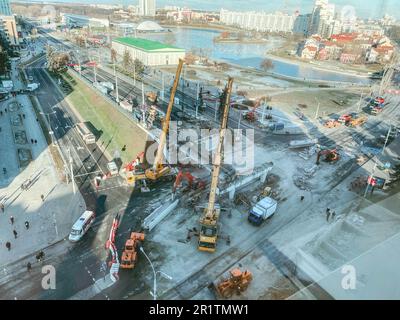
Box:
[112, 37, 186, 66]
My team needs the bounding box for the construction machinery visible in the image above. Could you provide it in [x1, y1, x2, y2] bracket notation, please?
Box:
[144, 59, 184, 181]
[172, 169, 205, 193]
[349, 116, 367, 127]
[338, 113, 353, 125]
[212, 268, 253, 299]
[324, 119, 340, 128]
[316, 149, 339, 165]
[123, 59, 184, 187]
[146, 91, 158, 103]
[120, 232, 145, 269]
[198, 77, 233, 253]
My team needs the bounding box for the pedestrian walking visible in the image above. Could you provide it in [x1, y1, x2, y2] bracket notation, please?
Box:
[6, 241, 11, 251]
[331, 211, 336, 221]
[326, 210, 331, 222]
[34, 139, 37, 144]
[30, 139, 33, 144]
[27, 262, 32, 272]
[13, 229, 18, 239]
[300, 195, 304, 201]
[40, 194, 44, 202]
[10, 216, 14, 224]
[25, 221, 30, 230]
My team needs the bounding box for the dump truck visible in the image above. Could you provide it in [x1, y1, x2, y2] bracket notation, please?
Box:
[324, 119, 340, 128]
[248, 197, 277, 226]
[120, 232, 145, 269]
[211, 268, 253, 299]
[349, 116, 367, 127]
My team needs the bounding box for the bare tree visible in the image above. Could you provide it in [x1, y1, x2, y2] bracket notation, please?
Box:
[110, 48, 117, 63]
[260, 58, 274, 72]
[122, 48, 133, 70]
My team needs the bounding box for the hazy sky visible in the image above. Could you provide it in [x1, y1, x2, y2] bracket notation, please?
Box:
[17, 0, 399, 19]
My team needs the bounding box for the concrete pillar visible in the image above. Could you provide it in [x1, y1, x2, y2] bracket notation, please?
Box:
[228, 187, 236, 200]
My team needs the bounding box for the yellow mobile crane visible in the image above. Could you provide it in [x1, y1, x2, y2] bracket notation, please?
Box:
[145, 59, 184, 181]
[126, 59, 184, 186]
[198, 77, 233, 253]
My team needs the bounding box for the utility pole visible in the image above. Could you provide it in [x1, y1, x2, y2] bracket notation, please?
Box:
[142, 82, 145, 105]
[382, 125, 392, 155]
[161, 72, 164, 100]
[113, 62, 119, 103]
[314, 97, 320, 120]
[357, 90, 364, 112]
[68, 148, 76, 195]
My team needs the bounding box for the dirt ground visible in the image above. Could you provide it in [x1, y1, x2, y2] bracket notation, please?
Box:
[270, 89, 361, 119]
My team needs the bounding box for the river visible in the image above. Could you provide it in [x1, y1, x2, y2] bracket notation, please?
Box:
[141, 27, 373, 85]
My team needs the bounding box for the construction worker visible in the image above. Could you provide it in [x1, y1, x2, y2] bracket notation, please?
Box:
[0, 203, 4, 212]
[27, 262, 32, 272]
[6, 241, 11, 251]
[10, 216, 14, 225]
[25, 221, 30, 230]
[13, 230, 18, 239]
[40, 194, 44, 202]
[326, 209, 331, 222]
[331, 211, 336, 222]
[300, 195, 304, 201]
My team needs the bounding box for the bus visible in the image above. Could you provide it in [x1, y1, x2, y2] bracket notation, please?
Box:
[69, 210, 95, 242]
[75, 122, 96, 144]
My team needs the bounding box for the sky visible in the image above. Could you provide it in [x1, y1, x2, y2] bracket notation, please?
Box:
[13, 0, 399, 19]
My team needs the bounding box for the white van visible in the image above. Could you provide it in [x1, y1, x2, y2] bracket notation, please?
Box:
[68, 210, 95, 242]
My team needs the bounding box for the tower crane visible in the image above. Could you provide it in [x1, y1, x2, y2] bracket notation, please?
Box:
[198, 77, 233, 253]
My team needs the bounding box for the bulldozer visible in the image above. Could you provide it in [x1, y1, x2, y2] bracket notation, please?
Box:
[212, 268, 253, 299]
[120, 232, 145, 269]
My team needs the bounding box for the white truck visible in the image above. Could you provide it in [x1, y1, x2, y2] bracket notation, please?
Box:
[26, 83, 40, 92]
[100, 82, 114, 91]
[93, 82, 109, 95]
[107, 161, 119, 176]
[119, 100, 133, 112]
[247, 197, 277, 226]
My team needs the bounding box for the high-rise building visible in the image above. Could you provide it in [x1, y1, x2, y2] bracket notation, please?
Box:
[139, 0, 156, 17]
[0, 0, 11, 16]
[219, 9, 295, 33]
[0, 15, 19, 46]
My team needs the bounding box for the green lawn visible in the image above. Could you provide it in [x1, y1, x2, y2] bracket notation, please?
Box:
[62, 72, 149, 164]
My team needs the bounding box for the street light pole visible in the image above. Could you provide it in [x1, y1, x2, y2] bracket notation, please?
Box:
[357, 90, 364, 112]
[139, 247, 157, 300]
[314, 97, 320, 120]
[113, 62, 119, 103]
[68, 148, 76, 194]
[382, 125, 392, 155]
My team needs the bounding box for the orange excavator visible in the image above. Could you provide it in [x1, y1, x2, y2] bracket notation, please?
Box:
[213, 268, 253, 299]
[316, 149, 339, 165]
[120, 232, 145, 269]
[172, 170, 206, 193]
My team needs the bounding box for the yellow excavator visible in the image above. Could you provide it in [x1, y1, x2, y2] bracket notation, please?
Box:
[127, 59, 184, 186]
[198, 77, 233, 253]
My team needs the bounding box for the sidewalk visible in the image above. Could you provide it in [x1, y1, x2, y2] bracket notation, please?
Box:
[0, 57, 86, 268]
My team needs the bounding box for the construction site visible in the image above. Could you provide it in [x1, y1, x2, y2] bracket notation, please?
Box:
[94, 53, 400, 300]
[2, 14, 400, 303]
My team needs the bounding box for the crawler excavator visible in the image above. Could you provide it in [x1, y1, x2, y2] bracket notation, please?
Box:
[125, 59, 184, 187]
[198, 77, 233, 253]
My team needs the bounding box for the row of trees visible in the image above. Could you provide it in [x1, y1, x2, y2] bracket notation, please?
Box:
[121, 49, 145, 80]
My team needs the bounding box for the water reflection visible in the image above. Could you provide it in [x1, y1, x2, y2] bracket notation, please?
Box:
[143, 27, 372, 84]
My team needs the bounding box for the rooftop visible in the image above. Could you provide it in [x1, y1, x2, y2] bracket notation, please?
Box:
[113, 37, 184, 52]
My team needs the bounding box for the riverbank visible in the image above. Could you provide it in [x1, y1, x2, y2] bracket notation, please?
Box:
[265, 53, 377, 79]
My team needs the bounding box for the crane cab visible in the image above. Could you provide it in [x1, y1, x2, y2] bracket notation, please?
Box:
[198, 205, 220, 252]
[145, 165, 170, 180]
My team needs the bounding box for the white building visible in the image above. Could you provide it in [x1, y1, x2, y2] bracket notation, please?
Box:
[111, 37, 185, 66]
[139, 0, 156, 17]
[61, 13, 109, 28]
[0, 15, 19, 46]
[220, 9, 295, 33]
